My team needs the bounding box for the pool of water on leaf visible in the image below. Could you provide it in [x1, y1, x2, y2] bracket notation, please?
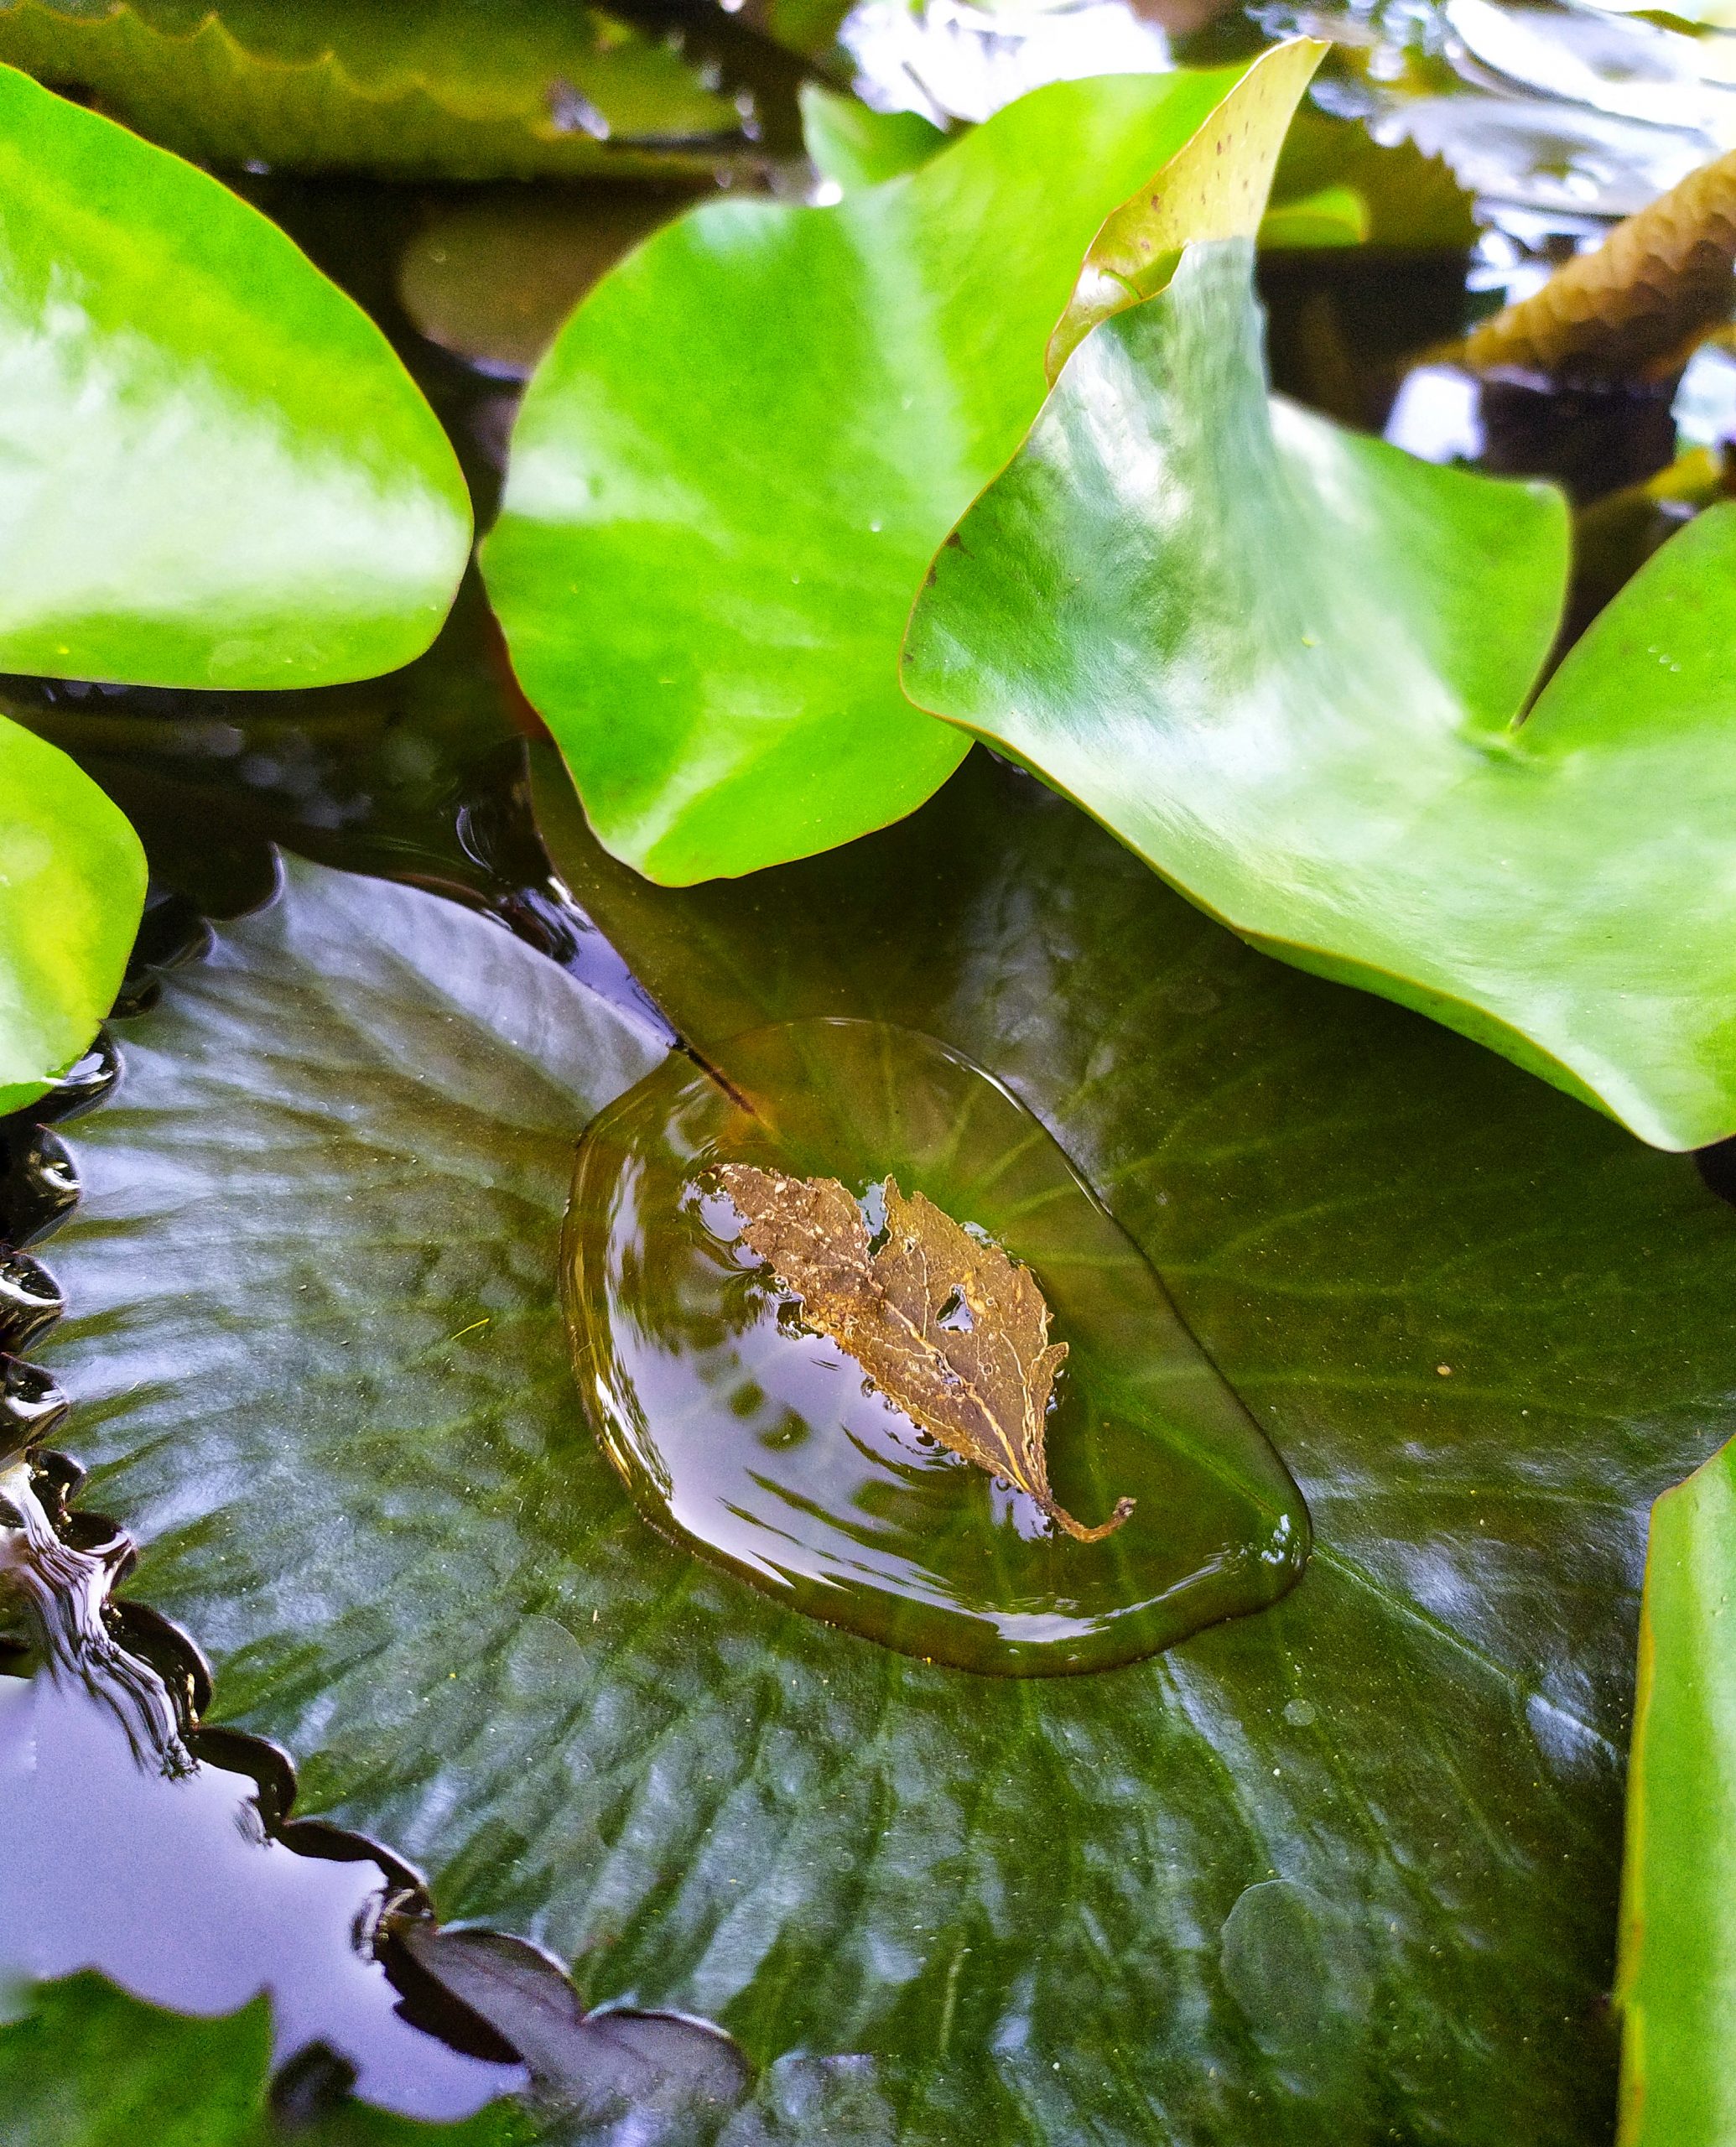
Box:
[564, 1019, 1310, 1675]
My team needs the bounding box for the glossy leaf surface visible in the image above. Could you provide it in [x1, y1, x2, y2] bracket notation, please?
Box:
[0, 715, 143, 1117]
[0, 64, 471, 689]
[905, 241, 1736, 1149]
[0, 0, 766, 177]
[1616, 1436, 1736, 2146]
[480, 67, 1244, 883]
[40, 761, 1736, 2142]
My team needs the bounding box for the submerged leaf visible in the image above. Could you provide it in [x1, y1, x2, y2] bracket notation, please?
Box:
[719, 1163, 1133, 1543]
[0, 0, 763, 177]
[1255, 183, 1367, 252]
[1463, 142, 1736, 381]
[1270, 112, 1476, 252]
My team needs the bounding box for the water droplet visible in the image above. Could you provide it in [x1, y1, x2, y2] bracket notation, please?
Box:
[1219, 1879, 1371, 2095]
[563, 1021, 1309, 1675]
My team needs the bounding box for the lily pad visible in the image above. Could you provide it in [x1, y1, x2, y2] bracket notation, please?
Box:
[798, 86, 949, 192]
[480, 65, 1251, 883]
[0, 715, 144, 1117]
[903, 239, 1736, 1149]
[1616, 1434, 1736, 2146]
[0, 0, 767, 177]
[1270, 112, 1478, 252]
[0, 1973, 523, 2145]
[34, 759, 1736, 2141]
[0, 62, 471, 689]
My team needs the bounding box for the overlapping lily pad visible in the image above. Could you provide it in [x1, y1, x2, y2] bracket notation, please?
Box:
[0, 63, 471, 689]
[0, 715, 143, 1116]
[481, 65, 1253, 882]
[0, 1974, 521, 2145]
[1617, 1433, 1736, 2146]
[903, 238, 1736, 1149]
[36, 778, 1736, 2141]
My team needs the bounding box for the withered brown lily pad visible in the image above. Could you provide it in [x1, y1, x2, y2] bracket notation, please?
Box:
[717, 1162, 1135, 1544]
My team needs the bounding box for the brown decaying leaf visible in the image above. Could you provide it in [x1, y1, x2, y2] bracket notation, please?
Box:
[717, 1163, 1134, 1544]
[1462, 144, 1736, 382]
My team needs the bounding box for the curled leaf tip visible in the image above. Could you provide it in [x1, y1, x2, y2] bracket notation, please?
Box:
[718, 1162, 1133, 1543]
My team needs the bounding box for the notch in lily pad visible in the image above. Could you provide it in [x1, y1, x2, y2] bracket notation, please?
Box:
[904, 226, 1736, 1149]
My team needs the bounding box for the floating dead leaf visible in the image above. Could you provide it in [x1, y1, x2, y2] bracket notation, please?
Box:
[1461, 143, 1736, 382]
[717, 1163, 1134, 1544]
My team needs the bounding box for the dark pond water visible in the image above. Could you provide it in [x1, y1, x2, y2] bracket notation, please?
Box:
[3, 0, 1733, 2126]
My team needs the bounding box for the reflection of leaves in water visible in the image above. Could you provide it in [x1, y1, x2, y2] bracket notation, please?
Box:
[720, 1164, 1133, 1543]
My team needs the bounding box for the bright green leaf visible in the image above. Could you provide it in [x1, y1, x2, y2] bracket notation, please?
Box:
[904, 239, 1736, 1150]
[798, 83, 949, 192]
[1271, 112, 1477, 251]
[1617, 1436, 1736, 2147]
[480, 65, 1250, 884]
[1047, 37, 1325, 377]
[1257, 183, 1370, 249]
[0, 62, 472, 689]
[0, 1974, 527, 2147]
[38, 775, 1736, 2141]
[0, 0, 766, 178]
[0, 714, 143, 1118]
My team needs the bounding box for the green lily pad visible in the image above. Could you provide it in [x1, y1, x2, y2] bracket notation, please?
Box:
[0, 1974, 523, 2146]
[903, 239, 1736, 1150]
[38, 760, 1736, 2140]
[1615, 1434, 1736, 2146]
[0, 62, 471, 689]
[1271, 113, 1477, 252]
[480, 65, 1254, 883]
[0, 0, 765, 178]
[0, 715, 143, 1117]
[1254, 182, 1368, 251]
[798, 85, 949, 192]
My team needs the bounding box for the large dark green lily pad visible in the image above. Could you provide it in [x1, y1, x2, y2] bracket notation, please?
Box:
[0, 63, 471, 689]
[0, 0, 764, 177]
[902, 240, 1736, 1149]
[38, 766, 1736, 2141]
